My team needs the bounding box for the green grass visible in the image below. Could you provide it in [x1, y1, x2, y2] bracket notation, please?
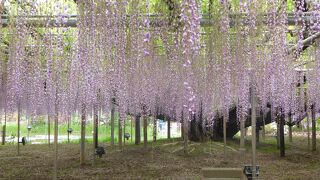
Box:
[2, 118, 180, 144]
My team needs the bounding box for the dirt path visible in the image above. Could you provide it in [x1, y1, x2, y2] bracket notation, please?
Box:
[0, 137, 319, 179]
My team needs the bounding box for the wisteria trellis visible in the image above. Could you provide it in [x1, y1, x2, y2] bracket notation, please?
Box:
[0, 0, 320, 128]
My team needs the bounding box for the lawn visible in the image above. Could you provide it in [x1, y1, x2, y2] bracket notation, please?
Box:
[2, 116, 180, 144]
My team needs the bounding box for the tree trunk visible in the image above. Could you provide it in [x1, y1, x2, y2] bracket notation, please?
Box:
[111, 98, 115, 147]
[135, 115, 141, 145]
[80, 104, 86, 166]
[311, 105, 316, 151]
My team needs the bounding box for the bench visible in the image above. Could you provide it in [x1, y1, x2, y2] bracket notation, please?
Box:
[202, 167, 245, 180]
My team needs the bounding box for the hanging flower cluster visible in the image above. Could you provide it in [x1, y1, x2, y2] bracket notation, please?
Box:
[0, 0, 320, 128]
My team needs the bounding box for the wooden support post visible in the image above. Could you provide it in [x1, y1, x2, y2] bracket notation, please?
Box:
[244, 127, 247, 139]
[307, 111, 310, 150]
[277, 120, 280, 150]
[123, 117, 126, 146]
[251, 87, 257, 179]
[279, 111, 285, 157]
[131, 116, 133, 143]
[17, 102, 21, 155]
[240, 115, 245, 153]
[135, 115, 141, 145]
[80, 104, 86, 166]
[143, 115, 148, 150]
[311, 105, 316, 151]
[93, 103, 98, 166]
[167, 117, 171, 139]
[183, 111, 188, 155]
[2, 107, 6, 145]
[93, 104, 98, 149]
[118, 118, 123, 150]
[181, 112, 184, 140]
[67, 116, 70, 143]
[110, 98, 115, 147]
[26, 115, 29, 142]
[48, 115, 51, 146]
[256, 126, 260, 146]
[305, 88, 310, 150]
[288, 113, 293, 143]
[2, 124, 5, 145]
[223, 111, 228, 162]
[262, 111, 266, 141]
[153, 116, 157, 142]
[53, 110, 58, 180]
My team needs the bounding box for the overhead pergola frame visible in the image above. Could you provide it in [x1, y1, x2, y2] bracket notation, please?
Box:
[0, 12, 319, 67]
[0, 12, 317, 28]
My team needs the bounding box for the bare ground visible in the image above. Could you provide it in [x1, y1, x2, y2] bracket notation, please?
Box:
[0, 136, 319, 180]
